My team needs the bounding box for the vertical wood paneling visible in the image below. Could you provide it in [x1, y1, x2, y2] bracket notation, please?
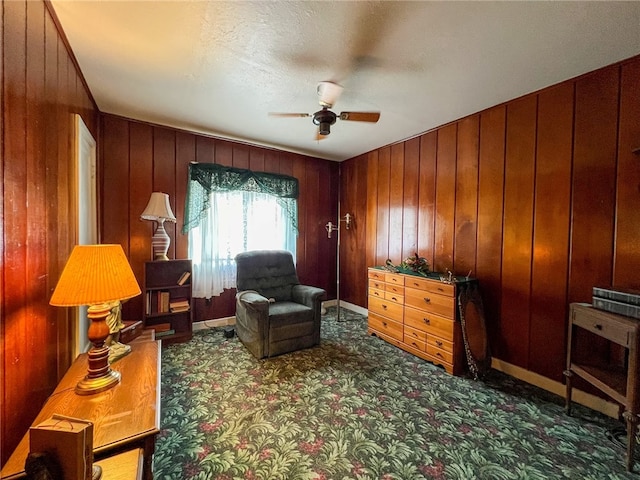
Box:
[101, 116, 129, 247]
[26, 0, 49, 400]
[249, 146, 265, 172]
[402, 138, 419, 260]
[365, 150, 379, 278]
[175, 132, 195, 259]
[216, 140, 232, 166]
[454, 115, 479, 276]
[264, 150, 279, 173]
[501, 96, 537, 368]
[434, 124, 457, 272]
[232, 144, 249, 170]
[127, 122, 153, 318]
[152, 127, 176, 259]
[195, 136, 215, 163]
[417, 132, 437, 268]
[529, 83, 573, 380]
[4, 1, 31, 463]
[388, 143, 404, 263]
[2, 0, 98, 463]
[375, 147, 390, 265]
[292, 156, 307, 281]
[614, 61, 640, 288]
[477, 106, 506, 355]
[569, 66, 619, 303]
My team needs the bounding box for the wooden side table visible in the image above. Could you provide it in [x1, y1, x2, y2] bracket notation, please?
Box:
[564, 302, 640, 472]
[1, 340, 160, 480]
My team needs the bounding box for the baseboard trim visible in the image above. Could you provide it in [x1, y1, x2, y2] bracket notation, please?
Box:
[193, 316, 235, 331]
[491, 358, 619, 419]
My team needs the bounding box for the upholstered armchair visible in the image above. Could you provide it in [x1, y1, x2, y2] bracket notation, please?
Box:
[235, 250, 326, 359]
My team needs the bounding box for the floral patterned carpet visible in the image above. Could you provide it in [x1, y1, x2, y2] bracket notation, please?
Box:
[155, 307, 636, 479]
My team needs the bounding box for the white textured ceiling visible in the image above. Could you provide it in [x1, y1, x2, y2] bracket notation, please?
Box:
[51, 1, 640, 162]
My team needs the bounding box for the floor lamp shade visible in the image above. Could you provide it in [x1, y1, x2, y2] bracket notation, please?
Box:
[141, 192, 177, 261]
[50, 244, 141, 395]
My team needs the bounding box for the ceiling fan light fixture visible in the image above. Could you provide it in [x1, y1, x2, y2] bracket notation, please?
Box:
[319, 122, 331, 136]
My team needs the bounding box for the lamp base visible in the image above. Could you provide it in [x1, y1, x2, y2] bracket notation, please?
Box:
[75, 368, 121, 395]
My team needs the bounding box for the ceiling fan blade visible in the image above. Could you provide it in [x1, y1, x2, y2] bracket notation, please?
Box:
[339, 111, 380, 123]
[269, 112, 311, 118]
[317, 81, 343, 108]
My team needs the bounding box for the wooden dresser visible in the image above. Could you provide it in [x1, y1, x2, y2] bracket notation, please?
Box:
[368, 267, 474, 375]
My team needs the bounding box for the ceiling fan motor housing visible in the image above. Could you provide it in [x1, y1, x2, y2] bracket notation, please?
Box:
[313, 108, 337, 135]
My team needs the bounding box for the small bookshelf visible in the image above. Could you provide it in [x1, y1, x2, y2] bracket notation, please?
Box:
[143, 259, 193, 345]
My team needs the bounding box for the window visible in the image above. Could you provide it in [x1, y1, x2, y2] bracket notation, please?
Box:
[183, 163, 298, 299]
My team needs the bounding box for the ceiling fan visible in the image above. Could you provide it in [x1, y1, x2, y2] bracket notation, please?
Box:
[269, 81, 380, 138]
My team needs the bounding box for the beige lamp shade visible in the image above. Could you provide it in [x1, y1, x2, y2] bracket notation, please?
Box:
[140, 192, 176, 222]
[50, 244, 141, 307]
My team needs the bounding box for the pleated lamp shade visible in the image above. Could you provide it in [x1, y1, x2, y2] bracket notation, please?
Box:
[140, 192, 176, 222]
[50, 244, 141, 307]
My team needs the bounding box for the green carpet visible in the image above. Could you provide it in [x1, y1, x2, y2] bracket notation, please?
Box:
[155, 307, 635, 479]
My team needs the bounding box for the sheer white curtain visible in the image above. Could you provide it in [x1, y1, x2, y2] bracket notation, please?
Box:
[188, 190, 297, 298]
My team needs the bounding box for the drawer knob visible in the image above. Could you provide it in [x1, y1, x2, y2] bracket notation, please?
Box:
[424, 297, 431, 304]
[392, 297, 397, 301]
[438, 287, 444, 292]
[413, 282, 419, 287]
[594, 324, 603, 330]
[436, 352, 443, 359]
[423, 318, 431, 325]
[436, 340, 443, 347]
[382, 304, 388, 310]
[383, 321, 387, 327]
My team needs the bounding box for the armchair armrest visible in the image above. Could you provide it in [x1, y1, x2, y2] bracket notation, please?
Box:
[291, 285, 326, 308]
[236, 290, 269, 314]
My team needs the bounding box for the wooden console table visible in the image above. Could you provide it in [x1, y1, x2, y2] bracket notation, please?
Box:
[1, 339, 161, 480]
[564, 302, 640, 472]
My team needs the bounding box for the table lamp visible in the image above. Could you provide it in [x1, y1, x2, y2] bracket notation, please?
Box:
[140, 192, 176, 261]
[50, 244, 141, 395]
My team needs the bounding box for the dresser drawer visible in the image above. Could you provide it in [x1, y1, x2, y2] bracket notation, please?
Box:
[404, 277, 454, 297]
[369, 296, 404, 320]
[405, 334, 426, 352]
[368, 269, 386, 281]
[385, 283, 404, 295]
[572, 306, 633, 346]
[368, 287, 385, 300]
[369, 312, 403, 341]
[404, 307, 454, 340]
[427, 343, 453, 364]
[385, 273, 405, 286]
[384, 291, 404, 304]
[368, 278, 385, 290]
[426, 335, 453, 353]
[404, 325, 427, 343]
[405, 288, 456, 318]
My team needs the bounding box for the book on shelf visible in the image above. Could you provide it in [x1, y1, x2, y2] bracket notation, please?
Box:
[169, 297, 190, 313]
[177, 271, 191, 286]
[157, 291, 170, 313]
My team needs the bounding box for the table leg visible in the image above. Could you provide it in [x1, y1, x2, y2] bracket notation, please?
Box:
[143, 435, 156, 480]
[563, 369, 573, 416]
[623, 411, 638, 472]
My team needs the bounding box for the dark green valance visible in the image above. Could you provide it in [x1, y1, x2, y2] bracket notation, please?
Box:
[183, 162, 299, 234]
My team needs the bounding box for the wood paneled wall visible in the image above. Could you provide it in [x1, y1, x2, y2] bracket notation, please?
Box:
[100, 115, 339, 322]
[339, 55, 640, 382]
[1, 0, 99, 465]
